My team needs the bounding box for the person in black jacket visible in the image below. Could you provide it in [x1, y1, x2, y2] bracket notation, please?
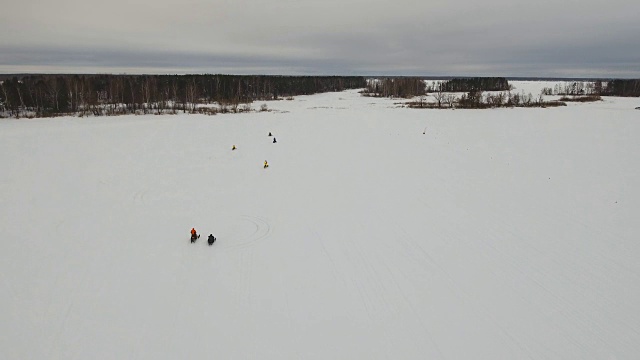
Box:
[208, 234, 216, 245]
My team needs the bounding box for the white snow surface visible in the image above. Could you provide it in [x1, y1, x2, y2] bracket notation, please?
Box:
[2, 82, 640, 359]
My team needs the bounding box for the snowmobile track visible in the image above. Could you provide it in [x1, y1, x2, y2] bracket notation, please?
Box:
[219, 215, 272, 250]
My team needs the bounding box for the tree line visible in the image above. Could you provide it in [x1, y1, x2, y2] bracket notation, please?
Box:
[602, 79, 640, 97]
[438, 77, 510, 92]
[407, 89, 566, 109]
[540, 80, 640, 97]
[362, 77, 510, 98]
[0, 74, 366, 118]
[361, 78, 426, 98]
[363, 77, 640, 99]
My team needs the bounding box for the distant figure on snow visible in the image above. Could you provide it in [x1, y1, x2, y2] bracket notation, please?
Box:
[208, 234, 216, 246]
[273, 137, 277, 143]
[264, 160, 269, 168]
[232, 145, 236, 150]
[268, 132, 272, 136]
[191, 228, 199, 243]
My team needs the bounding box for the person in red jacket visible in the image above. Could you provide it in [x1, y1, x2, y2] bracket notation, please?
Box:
[191, 228, 199, 243]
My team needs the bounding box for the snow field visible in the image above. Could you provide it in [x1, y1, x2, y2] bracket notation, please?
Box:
[1, 82, 640, 359]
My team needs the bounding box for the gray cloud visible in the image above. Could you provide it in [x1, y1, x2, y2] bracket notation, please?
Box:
[1, 0, 638, 77]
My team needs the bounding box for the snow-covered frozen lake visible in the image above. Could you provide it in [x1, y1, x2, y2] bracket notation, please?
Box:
[2, 82, 640, 359]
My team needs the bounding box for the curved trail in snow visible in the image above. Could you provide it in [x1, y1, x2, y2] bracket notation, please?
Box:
[214, 215, 272, 250]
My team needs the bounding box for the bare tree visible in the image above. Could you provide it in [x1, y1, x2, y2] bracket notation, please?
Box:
[79, 78, 86, 116]
[432, 83, 446, 108]
[445, 94, 456, 108]
[16, 81, 26, 111]
[128, 77, 137, 113]
[141, 77, 155, 114]
[170, 79, 179, 112]
[46, 77, 60, 112]
[185, 79, 198, 113]
[0, 81, 8, 114]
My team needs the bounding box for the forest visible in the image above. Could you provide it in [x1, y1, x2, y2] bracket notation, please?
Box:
[0, 74, 366, 118]
[362, 77, 511, 98]
[603, 79, 640, 97]
[1, 75, 638, 118]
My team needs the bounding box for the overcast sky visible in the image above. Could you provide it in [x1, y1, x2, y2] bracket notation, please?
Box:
[1, 0, 638, 77]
